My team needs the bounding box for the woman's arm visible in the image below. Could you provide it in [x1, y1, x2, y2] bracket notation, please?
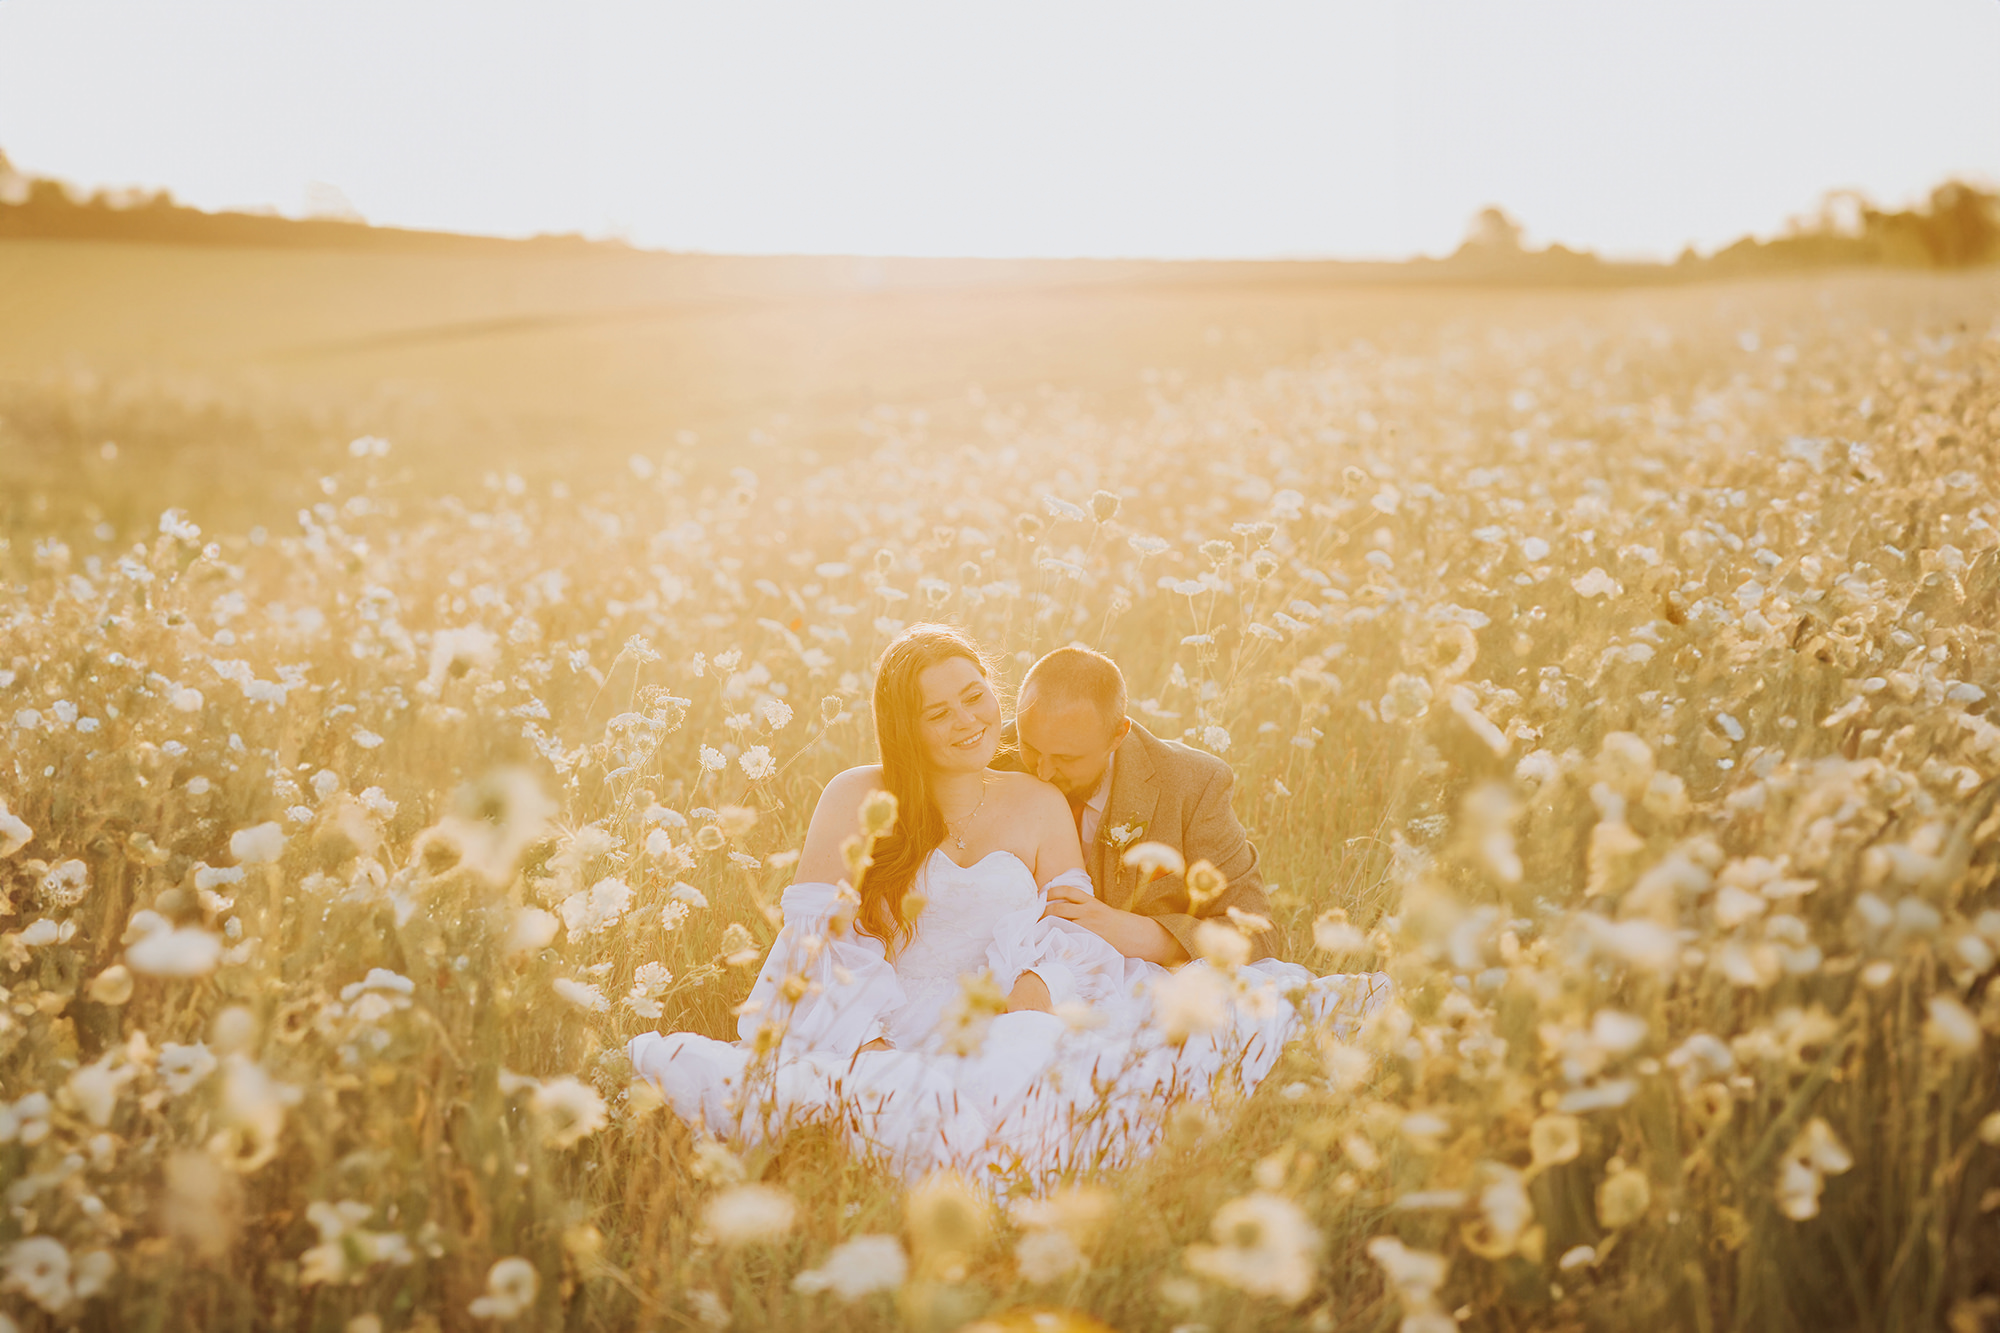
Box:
[733, 767, 907, 1055]
[1030, 777, 1185, 965]
[1025, 777, 1086, 885]
[1002, 780, 1088, 1012]
[735, 880, 905, 1054]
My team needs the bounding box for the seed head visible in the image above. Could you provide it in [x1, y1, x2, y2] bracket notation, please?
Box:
[1185, 859, 1228, 909]
[859, 789, 898, 839]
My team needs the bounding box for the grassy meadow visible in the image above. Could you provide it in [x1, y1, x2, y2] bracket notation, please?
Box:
[2, 248, 1999, 1332]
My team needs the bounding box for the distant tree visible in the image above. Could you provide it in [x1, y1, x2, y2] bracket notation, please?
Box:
[1462, 206, 1526, 253]
[1811, 188, 1871, 239]
[1915, 180, 1999, 266]
[1707, 177, 1999, 275]
[25, 177, 74, 209]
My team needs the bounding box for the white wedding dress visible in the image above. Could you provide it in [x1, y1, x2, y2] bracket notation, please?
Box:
[627, 849, 1388, 1182]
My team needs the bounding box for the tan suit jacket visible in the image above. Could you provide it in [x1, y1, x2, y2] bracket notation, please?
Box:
[999, 719, 1278, 963]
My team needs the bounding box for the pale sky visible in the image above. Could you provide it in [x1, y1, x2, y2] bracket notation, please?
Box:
[1, 1, 1995, 261]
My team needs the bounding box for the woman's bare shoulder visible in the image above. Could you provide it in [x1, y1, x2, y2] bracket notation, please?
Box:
[798, 766, 888, 882]
[989, 769, 1069, 815]
[825, 764, 886, 793]
[812, 765, 885, 818]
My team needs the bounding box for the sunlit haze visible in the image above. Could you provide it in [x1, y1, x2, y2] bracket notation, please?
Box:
[2, 0, 1996, 259]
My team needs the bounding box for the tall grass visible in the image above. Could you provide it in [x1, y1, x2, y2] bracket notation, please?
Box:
[2, 274, 1998, 1331]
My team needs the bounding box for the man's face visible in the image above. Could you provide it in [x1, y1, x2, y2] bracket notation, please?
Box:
[1016, 689, 1129, 799]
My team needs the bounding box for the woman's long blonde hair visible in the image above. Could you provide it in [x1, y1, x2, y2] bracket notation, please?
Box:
[855, 623, 997, 952]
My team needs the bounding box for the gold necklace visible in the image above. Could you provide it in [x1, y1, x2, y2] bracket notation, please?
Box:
[941, 777, 991, 852]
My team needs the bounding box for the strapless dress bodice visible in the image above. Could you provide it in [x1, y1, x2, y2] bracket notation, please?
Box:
[892, 849, 1039, 980]
[880, 849, 1039, 1047]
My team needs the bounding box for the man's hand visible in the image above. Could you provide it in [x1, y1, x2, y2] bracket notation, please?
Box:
[1042, 883, 1189, 965]
[1006, 972, 1052, 1013]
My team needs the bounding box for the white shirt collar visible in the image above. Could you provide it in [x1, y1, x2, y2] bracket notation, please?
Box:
[1079, 751, 1115, 848]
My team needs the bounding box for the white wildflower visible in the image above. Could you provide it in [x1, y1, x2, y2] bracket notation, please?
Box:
[1185, 1192, 1320, 1305]
[2, 1236, 72, 1313]
[468, 1256, 539, 1320]
[0, 1092, 53, 1145]
[18, 918, 75, 947]
[436, 768, 556, 886]
[158, 1041, 220, 1095]
[39, 859, 89, 907]
[632, 961, 674, 997]
[1367, 1235, 1450, 1319]
[0, 796, 31, 856]
[340, 968, 415, 1003]
[792, 1234, 908, 1299]
[230, 822, 286, 865]
[1925, 995, 1981, 1055]
[86, 963, 134, 1005]
[1152, 965, 1230, 1042]
[1597, 1166, 1652, 1229]
[299, 1200, 413, 1286]
[211, 1054, 304, 1172]
[127, 924, 224, 977]
[65, 1052, 138, 1127]
[506, 907, 560, 954]
[1776, 1117, 1853, 1221]
[1122, 842, 1186, 878]
[552, 978, 610, 1013]
[1571, 567, 1621, 598]
[423, 624, 500, 695]
[558, 876, 634, 938]
[530, 1077, 608, 1147]
[1192, 919, 1251, 967]
[690, 1138, 746, 1184]
[1015, 1228, 1089, 1283]
[705, 1184, 797, 1246]
[1379, 673, 1433, 725]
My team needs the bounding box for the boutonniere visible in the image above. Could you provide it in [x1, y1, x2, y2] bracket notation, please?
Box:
[1106, 822, 1144, 850]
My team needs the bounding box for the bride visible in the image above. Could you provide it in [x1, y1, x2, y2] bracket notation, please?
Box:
[627, 624, 1387, 1183]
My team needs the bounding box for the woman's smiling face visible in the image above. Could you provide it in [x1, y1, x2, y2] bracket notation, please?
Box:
[914, 655, 1001, 773]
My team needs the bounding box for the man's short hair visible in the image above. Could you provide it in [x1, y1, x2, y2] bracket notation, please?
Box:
[1020, 646, 1127, 733]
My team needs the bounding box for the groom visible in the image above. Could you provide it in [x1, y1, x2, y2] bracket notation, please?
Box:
[999, 646, 1277, 965]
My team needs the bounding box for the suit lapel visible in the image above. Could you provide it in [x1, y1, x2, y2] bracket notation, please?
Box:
[1092, 724, 1160, 908]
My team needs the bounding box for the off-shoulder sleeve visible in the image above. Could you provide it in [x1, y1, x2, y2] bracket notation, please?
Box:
[984, 868, 1130, 1008]
[736, 881, 906, 1055]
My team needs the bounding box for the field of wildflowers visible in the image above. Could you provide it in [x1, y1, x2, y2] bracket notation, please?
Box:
[3, 270, 1999, 1332]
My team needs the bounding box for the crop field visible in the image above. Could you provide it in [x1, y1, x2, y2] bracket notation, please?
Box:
[2, 256, 1999, 1332]
[0, 238, 1678, 531]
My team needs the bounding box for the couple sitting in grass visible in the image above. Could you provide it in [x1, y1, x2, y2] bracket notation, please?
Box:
[627, 623, 1386, 1181]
